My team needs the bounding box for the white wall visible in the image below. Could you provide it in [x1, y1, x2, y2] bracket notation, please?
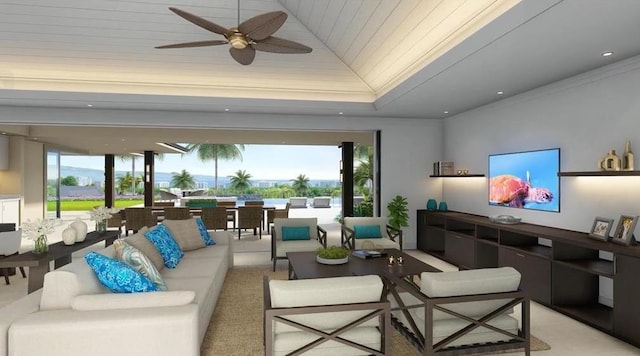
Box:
[442, 54, 640, 234]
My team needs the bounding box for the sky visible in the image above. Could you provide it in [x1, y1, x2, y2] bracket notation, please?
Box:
[61, 145, 342, 180]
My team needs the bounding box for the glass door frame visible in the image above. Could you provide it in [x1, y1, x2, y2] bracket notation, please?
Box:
[46, 148, 61, 218]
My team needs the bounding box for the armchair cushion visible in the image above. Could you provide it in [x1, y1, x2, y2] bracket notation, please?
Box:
[353, 225, 382, 239]
[421, 267, 521, 297]
[281, 226, 310, 240]
[84, 252, 157, 293]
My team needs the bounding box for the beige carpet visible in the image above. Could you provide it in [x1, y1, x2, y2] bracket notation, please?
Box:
[201, 267, 550, 355]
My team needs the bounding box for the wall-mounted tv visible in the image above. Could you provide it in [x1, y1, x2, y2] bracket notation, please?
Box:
[488, 148, 560, 212]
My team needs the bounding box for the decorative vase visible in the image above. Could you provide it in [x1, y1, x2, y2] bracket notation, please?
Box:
[61, 226, 77, 245]
[623, 140, 635, 171]
[426, 199, 438, 211]
[70, 218, 88, 242]
[600, 150, 622, 171]
[438, 201, 448, 212]
[96, 220, 107, 235]
[33, 235, 48, 254]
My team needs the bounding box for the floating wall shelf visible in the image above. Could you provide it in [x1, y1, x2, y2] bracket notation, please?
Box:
[558, 171, 640, 177]
[429, 174, 485, 178]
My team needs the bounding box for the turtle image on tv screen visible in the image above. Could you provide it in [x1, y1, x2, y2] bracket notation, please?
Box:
[488, 148, 560, 212]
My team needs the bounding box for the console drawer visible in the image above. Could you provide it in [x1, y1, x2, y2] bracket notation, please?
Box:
[445, 232, 474, 268]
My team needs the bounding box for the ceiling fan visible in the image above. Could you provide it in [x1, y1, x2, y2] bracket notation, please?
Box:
[155, 2, 312, 65]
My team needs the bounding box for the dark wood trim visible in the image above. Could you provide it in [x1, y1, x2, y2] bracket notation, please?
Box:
[559, 170, 640, 176]
[341, 142, 354, 217]
[429, 174, 485, 177]
[104, 154, 115, 208]
[143, 151, 154, 207]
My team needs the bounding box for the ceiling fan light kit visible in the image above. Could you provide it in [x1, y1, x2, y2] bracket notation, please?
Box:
[155, 3, 312, 65]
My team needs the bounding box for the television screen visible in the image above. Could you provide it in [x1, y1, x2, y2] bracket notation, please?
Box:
[488, 148, 560, 212]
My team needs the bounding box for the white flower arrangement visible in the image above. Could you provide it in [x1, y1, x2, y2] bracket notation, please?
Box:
[21, 218, 61, 240]
[89, 206, 117, 222]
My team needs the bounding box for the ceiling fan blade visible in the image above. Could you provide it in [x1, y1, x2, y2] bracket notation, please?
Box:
[252, 36, 312, 54]
[229, 46, 256, 65]
[168, 7, 229, 36]
[155, 40, 227, 49]
[238, 11, 287, 41]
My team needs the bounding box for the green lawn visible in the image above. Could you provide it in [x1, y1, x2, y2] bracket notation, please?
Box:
[47, 199, 144, 211]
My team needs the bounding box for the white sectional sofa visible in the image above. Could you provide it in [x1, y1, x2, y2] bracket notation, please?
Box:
[0, 225, 233, 356]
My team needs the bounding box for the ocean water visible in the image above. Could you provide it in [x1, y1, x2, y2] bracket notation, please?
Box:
[237, 198, 342, 207]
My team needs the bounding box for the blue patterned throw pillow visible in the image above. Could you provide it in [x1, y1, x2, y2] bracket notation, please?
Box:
[353, 225, 383, 239]
[194, 217, 216, 246]
[144, 224, 184, 268]
[84, 252, 157, 293]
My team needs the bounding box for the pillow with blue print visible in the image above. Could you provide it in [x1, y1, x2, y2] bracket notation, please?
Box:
[84, 251, 157, 293]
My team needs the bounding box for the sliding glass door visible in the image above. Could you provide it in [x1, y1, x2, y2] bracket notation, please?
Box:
[46, 149, 61, 218]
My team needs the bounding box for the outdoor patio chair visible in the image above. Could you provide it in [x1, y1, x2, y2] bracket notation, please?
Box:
[341, 216, 403, 250]
[237, 206, 262, 239]
[217, 201, 237, 230]
[0, 230, 26, 285]
[266, 202, 290, 232]
[124, 207, 157, 235]
[271, 218, 327, 271]
[288, 197, 308, 208]
[200, 207, 229, 230]
[107, 209, 125, 236]
[389, 267, 530, 355]
[311, 196, 331, 208]
[163, 207, 192, 220]
[187, 189, 206, 196]
[264, 275, 390, 356]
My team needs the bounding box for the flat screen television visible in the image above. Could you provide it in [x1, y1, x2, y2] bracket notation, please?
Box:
[488, 148, 560, 212]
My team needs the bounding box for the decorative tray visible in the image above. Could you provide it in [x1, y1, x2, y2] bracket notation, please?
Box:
[489, 215, 522, 224]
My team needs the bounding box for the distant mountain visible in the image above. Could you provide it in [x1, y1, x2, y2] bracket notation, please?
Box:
[59, 166, 338, 188]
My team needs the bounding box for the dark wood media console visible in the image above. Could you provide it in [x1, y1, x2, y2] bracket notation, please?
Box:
[417, 210, 640, 347]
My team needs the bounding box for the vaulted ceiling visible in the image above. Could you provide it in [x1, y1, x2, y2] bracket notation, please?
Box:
[1, 0, 640, 153]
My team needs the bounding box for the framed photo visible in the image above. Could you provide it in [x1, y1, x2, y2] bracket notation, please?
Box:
[612, 215, 639, 245]
[589, 217, 614, 241]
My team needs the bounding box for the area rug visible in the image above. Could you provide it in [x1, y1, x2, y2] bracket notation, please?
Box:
[200, 267, 550, 355]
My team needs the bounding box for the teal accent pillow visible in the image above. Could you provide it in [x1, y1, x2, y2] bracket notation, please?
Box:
[144, 224, 184, 268]
[114, 240, 167, 291]
[195, 217, 216, 246]
[84, 252, 157, 293]
[281, 226, 310, 240]
[354, 225, 382, 239]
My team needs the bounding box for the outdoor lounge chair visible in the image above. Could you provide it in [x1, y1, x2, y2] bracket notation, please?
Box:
[341, 217, 403, 250]
[158, 190, 180, 201]
[288, 197, 308, 208]
[311, 196, 331, 208]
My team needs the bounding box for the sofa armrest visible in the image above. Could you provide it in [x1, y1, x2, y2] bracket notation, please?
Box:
[0, 290, 42, 356]
[9, 304, 199, 356]
[71, 290, 195, 311]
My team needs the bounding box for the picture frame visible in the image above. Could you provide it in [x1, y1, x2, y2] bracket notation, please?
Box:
[589, 217, 614, 241]
[612, 215, 639, 245]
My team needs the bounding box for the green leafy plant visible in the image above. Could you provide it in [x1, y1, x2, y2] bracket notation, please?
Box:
[316, 246, 349, 259]
[387, 195, 409, 230]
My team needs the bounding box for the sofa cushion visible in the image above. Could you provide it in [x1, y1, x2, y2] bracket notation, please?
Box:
[353, 225, 382, 239]
[123, 227, 165, 272]
[194, 217, 216, 245]
[281, 226, 310, 240]
[162, 219, 207, 251]
[114, 239, 167, 291]
[71, 290, 195, 311]
[144, 224, 184, 268]
[84, 252, 157, 293]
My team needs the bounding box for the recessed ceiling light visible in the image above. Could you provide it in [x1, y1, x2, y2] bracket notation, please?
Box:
[224, 108, 230, 112]
[87, 104, 93, 107]
[1, 132, 6, 135]
[497, 91, 504, 95]
[443, 111, 449, 114]
[338, 112, 344, 115]
[602, 51, 614, 57]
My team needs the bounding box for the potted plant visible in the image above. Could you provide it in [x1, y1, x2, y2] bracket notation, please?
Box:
[316, 245, 350, 265]
[387, 195, 409, 230]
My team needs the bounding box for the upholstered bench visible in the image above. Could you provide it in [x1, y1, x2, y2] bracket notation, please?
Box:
[391, 266, 530, 355]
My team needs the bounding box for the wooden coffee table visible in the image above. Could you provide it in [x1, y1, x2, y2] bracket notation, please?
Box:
[286, 249, 440, 281]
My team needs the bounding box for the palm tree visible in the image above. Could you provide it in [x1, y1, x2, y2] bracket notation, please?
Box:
[171, 169, 195, 190]
[229, 169, 252, 192]
[116, 172, 134, 194]
[187, 144, 245, 190]
[117, 153, 165, 194]
[291, 174, 310, 196]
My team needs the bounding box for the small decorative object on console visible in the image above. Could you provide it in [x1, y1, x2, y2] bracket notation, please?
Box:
[489, 215, 522, 224]
[61, 226, 77, 245]
[612, 215, 638, 245]
[589, 216, 614, 241]
[426, 199, 438, 211]
[599, 150, 622, 171]
[21, 218, 61, 254]
[623, 141, 635, 171]
[70, 218, 88, 242]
